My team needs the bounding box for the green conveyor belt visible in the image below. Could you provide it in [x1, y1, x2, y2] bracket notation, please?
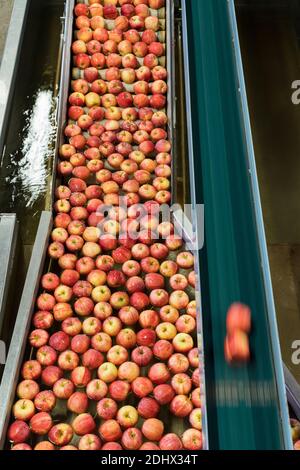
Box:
[183, 0, 288, 449]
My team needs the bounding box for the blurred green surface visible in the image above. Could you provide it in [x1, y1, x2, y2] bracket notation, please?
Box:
[185, 0, 284, 449]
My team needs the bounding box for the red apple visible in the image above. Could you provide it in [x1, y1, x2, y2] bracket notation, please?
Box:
[118, 361, 140, 383]
[98, 362, 118, 383]
[131, 346, 153, 366]
[170, 395, 193, 418]
[48, 424, 73, 446]
[53, 379, 74, 399]
[72, 413, 96, 436]
[116, 328, 137, 349]
[189, 408, 202, 431]
[109, 380, 130, 402]
[172, 333, 194, 352]
[13, 399, 35, 421]
[168, 353, 189, 374]
[107, 345, 128, 365]
[136, 328, 156, 347]
[153, 384, 175, 405]
[118, 306, 139, 326]
[142, 418, 164, 441]
[182, 429, 202, 450]
[159, 433, 183, 450]
[122, 428, 143, 450]
[97, 398, 118, 420]
[137, 397, 160, 419]
[41, 366, 63, 387]
[226, 303, 252, 334]
[67, 392, 89, 414]
[86, 379, 108, 400]
[153, 339, 173, 360]
[149, 289, 169, 307]
[71, 366, 92, 388]
[30, 412, 52, 435]
[8, 421, 30, 444]
[171, 373, 192, 395]
[78, 434, 102, 451]
[99, 420, 122, 442]
[148, 363, 170, 384]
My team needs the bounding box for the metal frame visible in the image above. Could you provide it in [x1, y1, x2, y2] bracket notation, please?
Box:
[50, 0, 75, 205]
[0, 214, 19, 335]
[0, 212, 52, 449]
[0, 0, 30, 156]
[181, 0, 209, 451]
[227, 0, 292, 449]
[284, 364, 300, 421]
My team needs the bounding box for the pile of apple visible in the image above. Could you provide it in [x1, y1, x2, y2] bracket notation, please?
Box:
[6, 0, 202, 451]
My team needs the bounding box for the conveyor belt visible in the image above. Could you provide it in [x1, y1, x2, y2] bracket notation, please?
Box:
[182, 0, 291, 450]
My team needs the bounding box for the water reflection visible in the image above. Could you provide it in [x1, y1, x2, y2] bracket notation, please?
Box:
[8, 90, 56, 208]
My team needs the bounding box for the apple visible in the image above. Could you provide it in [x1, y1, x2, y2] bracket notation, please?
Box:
[21, 360, 42, 381]
[116, 405, 138, 429]
[102, 442, 122, 450]
[67, 392, 89, 414]
[176, 315, 196, 335]
[153, 339, 173, 360]
[74, 3, 89, 17]
[224, 330, 250, 364]
[188, 348, 199, 368]
[107, 345, 128, 365]
[121, 3, 135, 17]
[49, 423, 73, 447]
[107, 270, 126, 289]
[129, 15, 145, 30]
[177, 251, 194, 269]
[55, 213, 72, 229]
[131, 345, 153, 367]
[33, 311, 54, 331]
[82, 348, 104, 371]
[142, 418, 164, 441]
[30, 412, 52, 435]
[36, 345, 57, 367]
[115, 15, 129, 31]
[140, 442, 160, 450]
[182, 429, 202, 451]
[71, 366, 92, 388]
[148, 363, 170, 384]
[172, 333, 194, 353]
[149, 289, 169, 307]
[72, 413, 96, 436]
[48, 331, 70, 353]
[118, 306, 139, 325]
[93, 27, 109, 43]
[95, 254, 114, 272]
[36, 293, 55, 311]
[137, 397, 160, 419]
[86, 378, 108, 400]
[187, 300, 197, 318]
[97, 398, 118, 420]
[90, 16, 105, 30]
[189, 408, 202, 431]
[109, 380, 130, 402]
[170, 274, 188, 291]
[118, 361, 140, 383]
[17, 380, 39, 401]
[145, 15, 159, 31]
[41, 366, 63, 388]
[11, 443, 32, 450]
[155, 322, 177, 341]
[170, 395, 193, 418]
[8, 421, 30, 444]
[171, 373, 192, 395]
[98, 362, 118, 383]
[159, 433, 183, 450]
[53, 379, 74, 399]
[59, 445, 78, 450]
[169, 291, 190, 310]
[91, 332, 112, 353]
[159, 261, 177, 278]
[103, 5, 118, 19]
[29, 329, 49, 349]
[82, 317, 101, 336]
[122, 428, 143, 450]
[226, 303, 252, 334]
[53, 303, 73, 322]
[91, 285, 111, 303]
[153, 384, 175, 405]
[159, 305, 179, 324]
[34, 441, 55, 450]
[13, 399, 35, 421]
[78, 434, 102, 451]
[58, 350, 80, 371]
[132, 377, 153, 398]
[93, 302, 112, 321]
[136, 328, 156, 347]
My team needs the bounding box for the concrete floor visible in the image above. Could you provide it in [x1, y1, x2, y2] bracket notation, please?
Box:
[0, 0, 14, 63]
[237, 3, 300, 382]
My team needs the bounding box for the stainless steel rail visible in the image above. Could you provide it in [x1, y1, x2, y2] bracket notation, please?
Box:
[0, 0, 30, 156]
[227, 0, 292, 449]
[0, 214, 19, 336]
[181, 0, 209, 450]
[0, 211, 52, 449]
